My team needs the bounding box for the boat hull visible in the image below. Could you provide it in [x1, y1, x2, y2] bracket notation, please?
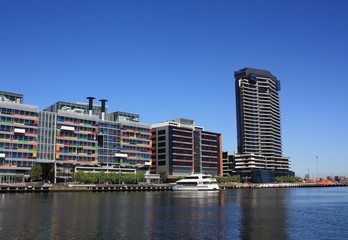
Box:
[172, 173, 220, 191]
[172, 184, 220, 191]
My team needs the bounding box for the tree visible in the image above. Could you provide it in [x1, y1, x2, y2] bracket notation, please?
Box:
[136, 171, 145, 183]
[275, 176, 301, 183]
[30, 165, 43, 181]
[70, 171, 145, 184]
[159, 171, 168, 183]
[215, 175, 240, 183]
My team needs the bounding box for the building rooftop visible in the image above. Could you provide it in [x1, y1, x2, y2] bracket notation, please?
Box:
[234, 67, 278, 82]
[0, 90, 23, 104]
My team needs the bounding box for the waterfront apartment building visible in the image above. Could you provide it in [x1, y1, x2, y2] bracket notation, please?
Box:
[118, 120, 152, 168]
[45, 100, 152, 181]
[150, 118, 222, 178]
[234, 68, 292, 183]
[0, 91, 151, 183]
[99, 112, 152, 168]
[43, 102, 100, 181]
[0, 91, 38, 183]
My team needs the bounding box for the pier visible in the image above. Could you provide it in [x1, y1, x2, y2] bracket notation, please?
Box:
[0, 183, 173, 193]
[1, 182, 348, 193]
[219, 182, 348, 189]
[0, 185, 50, 193]
[90, 184, 172, 192]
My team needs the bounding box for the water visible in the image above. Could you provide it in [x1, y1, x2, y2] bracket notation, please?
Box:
[0, 187, 348, 240]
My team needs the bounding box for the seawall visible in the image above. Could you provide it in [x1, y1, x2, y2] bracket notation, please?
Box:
[1, 182, 347, 193]
[219, 182, 348, 189]
[0, 183, 173, 193]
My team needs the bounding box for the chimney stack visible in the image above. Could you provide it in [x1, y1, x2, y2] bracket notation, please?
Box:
[99, 99, 108, 121]
[87, 97, 95, 116]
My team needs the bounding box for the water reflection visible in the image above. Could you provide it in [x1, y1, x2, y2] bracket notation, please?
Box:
[0, 190, 289, 239]
[237, 188, 289, 240]
[1, 188, 347, 239]
[143, 191, 240, 239]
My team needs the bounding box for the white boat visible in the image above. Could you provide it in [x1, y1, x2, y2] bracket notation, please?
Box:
[172, 173, 220, 191]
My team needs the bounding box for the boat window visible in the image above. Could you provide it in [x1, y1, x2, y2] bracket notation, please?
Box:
[180, 182, 197, 186]
[185, 176, 199, 179]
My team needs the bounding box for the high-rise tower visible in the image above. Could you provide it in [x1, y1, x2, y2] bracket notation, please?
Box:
[234, 68, 292, 183]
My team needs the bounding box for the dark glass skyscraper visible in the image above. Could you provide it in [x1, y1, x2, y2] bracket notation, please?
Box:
[234, 68, 292, 183]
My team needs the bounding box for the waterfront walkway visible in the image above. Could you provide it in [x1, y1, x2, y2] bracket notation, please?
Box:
[1, 182, 347, 193]
[220, 182, 348, 189]
[0, 183, 173, 193]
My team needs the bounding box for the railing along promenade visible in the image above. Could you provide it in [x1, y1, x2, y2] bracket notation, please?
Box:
[0, 183, 173, 193]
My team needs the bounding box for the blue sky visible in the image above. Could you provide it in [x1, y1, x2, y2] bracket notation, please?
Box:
[1, 0, 347, 178]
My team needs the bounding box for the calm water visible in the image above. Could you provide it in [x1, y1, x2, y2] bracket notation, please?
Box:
[1, 187, 348, 240]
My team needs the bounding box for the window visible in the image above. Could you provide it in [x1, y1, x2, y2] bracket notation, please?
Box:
[158, 148, 166, 154]
[158, 161, 166, 166]
[158, 130, 166, 135]
[158, 136, 165, 141]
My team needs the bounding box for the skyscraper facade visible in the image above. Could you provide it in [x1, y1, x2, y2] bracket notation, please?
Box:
[234, 68, 292, 183]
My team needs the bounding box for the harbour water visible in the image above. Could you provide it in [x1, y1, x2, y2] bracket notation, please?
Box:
[1, 187, 347, 239]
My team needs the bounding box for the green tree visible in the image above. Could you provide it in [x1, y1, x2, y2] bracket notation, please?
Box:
[159, 171, 168, 183]
[122, 173, 135, 184]
[72, 171, 85, 182]
[108, 173, 119, 184]
[136, 171, 145, 183]
[30, 165, 43, 181]
[71, 171, 146, 184]
[215, 175, 240, 183]
[84, 173, 97, 184]
[275, 176, 301, 183]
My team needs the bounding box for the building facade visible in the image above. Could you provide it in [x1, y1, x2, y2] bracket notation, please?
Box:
[150, 118, 222, 179]
[98, 113, 152, 169]
[234, 68, 292, 183]
[222, 151, 235, 177]
[118, 120, 152, 168]
[0, 92, 39, 182]
[0, 91, 151, 183]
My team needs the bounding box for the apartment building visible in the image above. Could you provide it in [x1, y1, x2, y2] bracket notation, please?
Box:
[0, 91, 151, 183]
[0, 91, 38, 183]
[151, 118, 222, 178]
[234, 68, 292, 182]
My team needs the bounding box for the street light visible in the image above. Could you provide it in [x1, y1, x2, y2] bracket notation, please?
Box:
[118, 167, 121, 184]
[316, 156, 319, 179]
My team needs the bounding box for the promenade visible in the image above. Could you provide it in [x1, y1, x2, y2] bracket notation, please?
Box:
[220, 182, 348, 189]
[1, 181, 347, 193]
[0, 183, 173, 193]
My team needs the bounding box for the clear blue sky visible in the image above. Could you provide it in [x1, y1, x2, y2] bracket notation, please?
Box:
[1, 0, 347, 178]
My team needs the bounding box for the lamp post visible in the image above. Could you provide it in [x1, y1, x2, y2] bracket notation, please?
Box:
[316, 156, 319, 179]
[135, 169, 138, 185]
[118, 166, 121, 185]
